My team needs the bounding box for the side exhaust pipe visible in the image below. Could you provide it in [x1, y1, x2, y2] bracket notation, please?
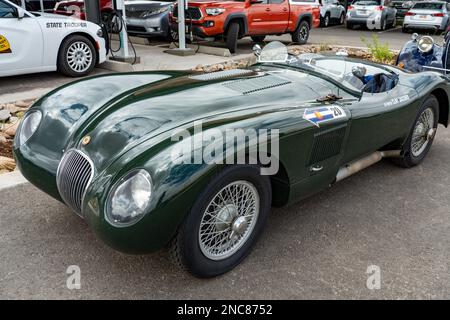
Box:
[336, 150, 402, 182]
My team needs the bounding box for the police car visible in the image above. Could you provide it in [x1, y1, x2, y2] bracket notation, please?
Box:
[0, 0, 107, 77]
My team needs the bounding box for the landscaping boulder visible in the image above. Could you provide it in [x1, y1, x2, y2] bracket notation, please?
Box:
[0, 156, 15, 171]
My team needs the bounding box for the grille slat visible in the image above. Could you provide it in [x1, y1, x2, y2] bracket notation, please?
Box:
[57, 150, 94, 215]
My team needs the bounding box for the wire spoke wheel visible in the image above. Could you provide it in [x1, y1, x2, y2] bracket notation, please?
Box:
[199, 180, 260, 261]
[67, 41, 93, 73]
[411, 107, 435, 157]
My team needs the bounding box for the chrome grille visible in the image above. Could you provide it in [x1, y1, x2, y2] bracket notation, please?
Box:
[56, 149, 94, 215]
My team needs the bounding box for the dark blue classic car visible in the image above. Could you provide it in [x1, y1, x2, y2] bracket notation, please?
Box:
[397, 33, 450, 73]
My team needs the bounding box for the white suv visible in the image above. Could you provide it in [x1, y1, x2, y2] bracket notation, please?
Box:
[319, 0, 347, 27]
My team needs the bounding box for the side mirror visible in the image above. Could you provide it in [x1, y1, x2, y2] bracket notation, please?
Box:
[17, 8, 25, 19]
[252, 44, 262, 57]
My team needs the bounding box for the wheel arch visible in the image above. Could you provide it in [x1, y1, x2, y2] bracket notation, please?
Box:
[224, 13, 248, 37]
[431, 88, 449, 127]
[295, 13, 313, 30]
[57, 32, 100, 66]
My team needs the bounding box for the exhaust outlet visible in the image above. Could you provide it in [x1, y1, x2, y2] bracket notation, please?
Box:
[336, 150, 401, 182]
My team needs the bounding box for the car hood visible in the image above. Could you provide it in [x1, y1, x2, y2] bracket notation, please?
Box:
[125, 0, 173, 7]
[33, 11, 81, 20]
[31, 67, 339, 172]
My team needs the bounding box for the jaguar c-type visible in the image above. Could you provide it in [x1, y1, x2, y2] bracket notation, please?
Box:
[14, 42, 450, 277]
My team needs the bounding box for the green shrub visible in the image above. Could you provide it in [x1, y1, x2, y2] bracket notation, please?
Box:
[361, 34, 394, 64]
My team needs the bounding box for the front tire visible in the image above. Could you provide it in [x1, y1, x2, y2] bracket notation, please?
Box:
[393, 95, 439, 168]
[292, 20, 310, 44]
[170, 165, 271, 278]
[226, 22, 240, 53]
[57, 35, 97, 77]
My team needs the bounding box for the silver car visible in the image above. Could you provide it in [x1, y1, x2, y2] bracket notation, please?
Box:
[403, 1, 450, 32]
[125, 0, 174, 41]
[319, 0, 347, 27]
[346, 0, 397, 30]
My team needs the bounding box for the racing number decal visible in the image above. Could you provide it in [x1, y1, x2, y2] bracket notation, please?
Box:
[0, 35, 11, 54]
[303, 106, 347, 127]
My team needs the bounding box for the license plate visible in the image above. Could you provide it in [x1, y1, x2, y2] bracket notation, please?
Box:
[419, 15, 428, 19]
[357, 10, 368, 15]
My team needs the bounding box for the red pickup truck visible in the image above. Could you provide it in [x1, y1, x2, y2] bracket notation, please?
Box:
[170, 0, 320, 53]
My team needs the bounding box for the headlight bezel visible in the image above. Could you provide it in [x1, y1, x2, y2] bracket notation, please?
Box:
[15, 110, 42, 148]
[105, 169, 153, 228]
[418, 36, 434, 53]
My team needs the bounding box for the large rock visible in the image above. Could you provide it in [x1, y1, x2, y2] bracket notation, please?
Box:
[0, 109, 11, 122]
[0, 133, 7, 145]
[0, 156, 15, 172]
[3, 119, 19, 137]
[15, 100, 33, 108]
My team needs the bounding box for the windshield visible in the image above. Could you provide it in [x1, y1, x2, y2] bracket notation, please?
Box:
[413, 2, 444, 9]
[257, 41, 396, 93]
[353, 0, 381, 5]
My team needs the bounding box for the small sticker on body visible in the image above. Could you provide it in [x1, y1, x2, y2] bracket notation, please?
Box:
[303, 106, 347, 127]
[0, 35, 11, 54]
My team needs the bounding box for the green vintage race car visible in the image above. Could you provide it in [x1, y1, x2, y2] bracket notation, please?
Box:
[14, 42, 450, 278]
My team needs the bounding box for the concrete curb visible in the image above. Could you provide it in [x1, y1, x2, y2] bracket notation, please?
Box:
[0, 171, 28, 191]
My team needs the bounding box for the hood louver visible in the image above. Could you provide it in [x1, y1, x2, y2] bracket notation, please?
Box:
[223, 74, 292, 95]
[190, 69, 255, 81]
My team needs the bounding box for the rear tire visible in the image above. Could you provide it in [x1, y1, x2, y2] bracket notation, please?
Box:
[292, 20, 310, 44]
[170, 165, 271, 278]
[57, 35, 97, 77]
[339, 13, 345, 25]
[393, 95, 439, 168]
[402, 26, 410, 33]
[380, 18, 387, 30]
[226, 22, 240, 53]
[251, 35, 266, 42]
[346, 22, 354, 29]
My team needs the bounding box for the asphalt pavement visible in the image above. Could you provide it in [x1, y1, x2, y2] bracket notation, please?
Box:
[1, 128, 449, 299]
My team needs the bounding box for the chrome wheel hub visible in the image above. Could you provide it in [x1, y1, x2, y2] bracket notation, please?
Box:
[411, 107, 435, 157]
[199, 180, 260, 261]
[67, 41, 92, 73]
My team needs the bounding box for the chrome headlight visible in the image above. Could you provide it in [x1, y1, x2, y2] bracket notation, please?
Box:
[418, 36, 434, 53]
[16, 110, 42, 147]
[97, 28, 103, 37]
[106, 169, 152, 227]
[205, 7, 225, 16]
